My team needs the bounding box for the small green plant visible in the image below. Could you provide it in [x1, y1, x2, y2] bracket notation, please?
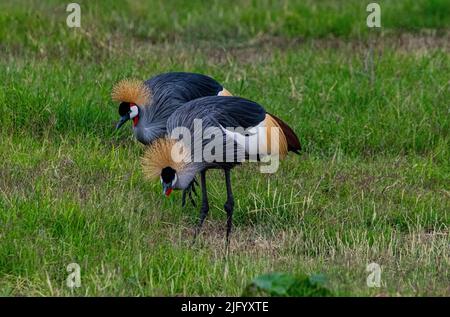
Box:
[243, 273, 333, 297]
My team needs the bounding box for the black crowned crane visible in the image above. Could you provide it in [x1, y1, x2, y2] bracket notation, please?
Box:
[112, 72, 232, 144]
[141, 96, 301, 244]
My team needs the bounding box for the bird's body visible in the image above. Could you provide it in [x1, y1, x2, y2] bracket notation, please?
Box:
[112, 72, 232, 144]
[141, 96, 301, 244]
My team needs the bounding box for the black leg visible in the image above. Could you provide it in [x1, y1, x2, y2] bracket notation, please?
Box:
[191, 178, 199, 196]
[224, 168, 234, 247]
[182, 189, 187, 207]
[182, 178, 198, 208]
[192, 170, 209, 244]
[188, 188, 196, 207]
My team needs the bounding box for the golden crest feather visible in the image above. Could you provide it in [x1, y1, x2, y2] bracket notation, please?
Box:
[141, 138, 189, 180]
[111, 79, 151, 105]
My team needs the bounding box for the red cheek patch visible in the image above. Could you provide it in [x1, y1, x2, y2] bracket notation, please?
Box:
[133, 116, 139, 127]
[165, 188, 173, 197]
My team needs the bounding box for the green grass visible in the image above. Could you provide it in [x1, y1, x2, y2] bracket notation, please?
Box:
[0, 0, 449, 296]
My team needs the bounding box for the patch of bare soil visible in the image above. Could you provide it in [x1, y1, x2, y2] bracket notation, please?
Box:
[176, 220, 289, 254]
[203, 32, 450, 64]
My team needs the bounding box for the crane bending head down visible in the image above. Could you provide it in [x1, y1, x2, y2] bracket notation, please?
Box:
[140, 95, 301, 244]
[111, 73, 233, 147]
[141, 137, 191, 197]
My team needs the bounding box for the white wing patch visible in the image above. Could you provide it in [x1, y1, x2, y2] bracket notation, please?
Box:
[221, 120, 269, 159]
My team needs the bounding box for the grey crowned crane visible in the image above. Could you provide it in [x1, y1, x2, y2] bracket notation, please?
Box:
[111, 72, 232, 205]
[141, 96, 301, 244]
[112, 72, 232, 144]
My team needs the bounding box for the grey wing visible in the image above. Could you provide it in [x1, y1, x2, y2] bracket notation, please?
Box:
[145, 72, 223, 105]
[139, 73, 225, 143]
[166, 96, 267, 164]
[166, 96, 266, 131]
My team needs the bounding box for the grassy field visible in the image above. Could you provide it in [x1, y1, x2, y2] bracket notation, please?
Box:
[0, 0, 449, 296]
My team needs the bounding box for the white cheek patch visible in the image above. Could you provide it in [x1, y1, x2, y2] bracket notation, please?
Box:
[172, 174, 178, 187]
[129, 105, 139, 119]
